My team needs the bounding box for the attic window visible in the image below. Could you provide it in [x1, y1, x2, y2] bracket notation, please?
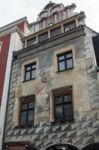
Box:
[38, 32, 48, 42]
[64, 21, 76, 32]
[50, 26, 61, 38]
[27, 37, 36, 47]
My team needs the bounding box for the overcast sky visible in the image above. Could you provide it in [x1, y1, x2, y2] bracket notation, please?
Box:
[0, 0, 99, 32]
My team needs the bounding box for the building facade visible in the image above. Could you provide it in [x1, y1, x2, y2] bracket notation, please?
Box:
[3, 2, 99, 150]
[0, 17, 30, 150]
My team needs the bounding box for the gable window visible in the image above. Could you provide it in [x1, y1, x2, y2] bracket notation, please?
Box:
[64, 21, 76, 32]
[57, 50, 73, 71]
[38, 32, 48, 42]
[27, 37, 36, 47]
[53, 87, 73, 122]
[24, 63, 36, 81]
[20, 96, 35, 127]
[51, 26, 61, 38]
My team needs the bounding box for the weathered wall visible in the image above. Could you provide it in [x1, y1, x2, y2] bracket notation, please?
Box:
[4, 26, 99, 150]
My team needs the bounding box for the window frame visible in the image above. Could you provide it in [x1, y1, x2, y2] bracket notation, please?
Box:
[57, 50, 74, 72]
[24, 62, 36, 81]
[52, 87, 73, 122]
[19, 96, 35, 127]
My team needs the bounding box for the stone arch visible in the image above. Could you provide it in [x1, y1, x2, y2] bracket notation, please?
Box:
[45, 143, 79, 150]
[82, 143, 99, 150]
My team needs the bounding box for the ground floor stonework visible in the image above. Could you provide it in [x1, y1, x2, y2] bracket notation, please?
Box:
[4, 111, 99, 150]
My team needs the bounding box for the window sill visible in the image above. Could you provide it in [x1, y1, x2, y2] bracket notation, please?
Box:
[56, 67, 74, 73]
[51, 119, 74, 125]
[22, 78, 36, 83]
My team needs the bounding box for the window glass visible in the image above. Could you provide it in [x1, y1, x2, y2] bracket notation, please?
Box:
[21, 104, 28, 110]
[67, 59, 73, 69]
[55, 105, 62, 120]
[59, 61, 65, 71]
[64, 104, 72, 119]
[24, 63, 36, 81]
[51, 27, 61, 38]
[20, 112, 27, 126]
[58, 51, 73, 71]
[55, 96, 62, 104]
[64, 95, 71, 103]
[29, 102, 35, 109]
[25, 72, 30, 80]
[28, 110, 34, 124]
[38, 32, 48, 42]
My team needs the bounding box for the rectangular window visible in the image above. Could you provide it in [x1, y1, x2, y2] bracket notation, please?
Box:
[53, 87, 73, 122]
[51, 26, 61, 38]
[24, 63, 36, 81]
[64, 21, 76, 32]
[57, 51, 73, 71]
[20, 97, 35, 127]
[27, 37, 36, 47]
[38, 32, 48, 42]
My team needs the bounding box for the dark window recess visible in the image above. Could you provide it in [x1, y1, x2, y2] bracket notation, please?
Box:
[64, 21, 76, 32]
[51, 26, 61, 38]
[38, 32, 48, 42]
[27, 37, 36, 47]
[24, 63, 36, 81]
[53, 87, 73, 122]
[58, 51, 73, 71]
[22, 41, 25, 48]
[92, 35, 99, 66]
[20, 98, 35, 127]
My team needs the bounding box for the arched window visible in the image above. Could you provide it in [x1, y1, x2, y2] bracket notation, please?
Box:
[45, 144, 79, 150]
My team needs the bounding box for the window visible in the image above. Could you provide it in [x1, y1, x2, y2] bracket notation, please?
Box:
[51, 26, 61, 38]
[38, 32, 48, 42]
[57, 51, 73, 71]
[27, 37, 36, 47]
[53, 87, 73, 122]
[64, 21, 76, 32]
[20, 96, 35, 127]
[24, 63, 36, 81]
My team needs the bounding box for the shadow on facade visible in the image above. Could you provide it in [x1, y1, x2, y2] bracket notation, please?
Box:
[82, 143, 99, 150]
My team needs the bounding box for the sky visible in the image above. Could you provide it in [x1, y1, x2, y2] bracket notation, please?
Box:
[0, 0, 99, 32]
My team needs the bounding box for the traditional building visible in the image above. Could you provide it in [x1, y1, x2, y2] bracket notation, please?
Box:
[3, 2, 99, 150]
[0, 17, 30, 150]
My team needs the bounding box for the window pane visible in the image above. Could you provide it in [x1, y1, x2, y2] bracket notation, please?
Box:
[66, 53, 72, 58]
[55, 96, 62, 104]
[67, 59, 73, 69]
[32, 64, 36, 69]
[64, 95, 72, 103]
[64, 26, 69, 32]
[27, 37, 36, 47]
[64, 104, 72, 119]
[21, 104, 28, 110]
[20, 111, 27, 126]
[26, 66, 31, 71]
[29, 102, 35, 109]
[31, 70, 36, 79]
[25, 72, 30, 80]
[51, 27, 61, 37]
[55, 105, 62, 121]
[59, 61, 65, 71]
[59, 55, 65, 61]
[38, 32, 48, 42]
[28, 110, 34, 124]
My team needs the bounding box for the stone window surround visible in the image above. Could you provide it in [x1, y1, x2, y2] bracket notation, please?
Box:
[21, 58, 38, 83]
[51, 86, 73, 123]
[53, 45, 76, 73]
[19, 95, 35, 127]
